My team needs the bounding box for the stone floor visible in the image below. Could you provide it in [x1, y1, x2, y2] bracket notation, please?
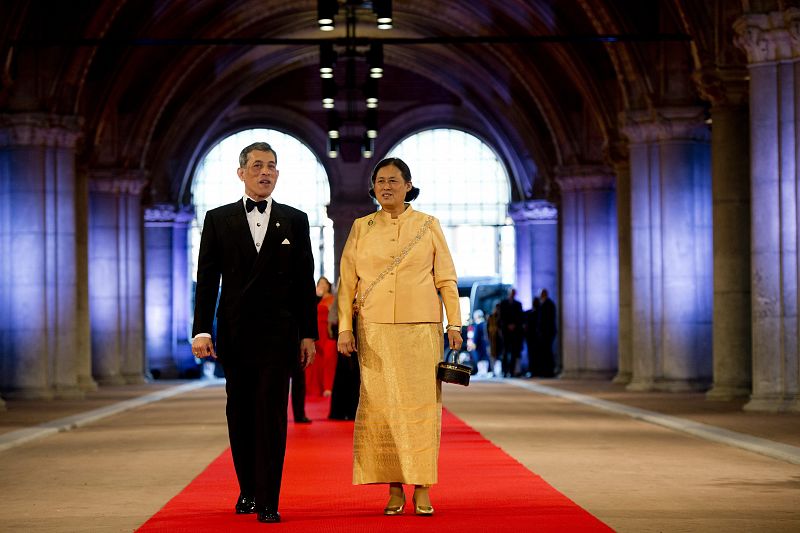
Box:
[0, 378, 798, 532]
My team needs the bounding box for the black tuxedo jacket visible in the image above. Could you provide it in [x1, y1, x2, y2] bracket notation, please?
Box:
[192, 199, 318, 366]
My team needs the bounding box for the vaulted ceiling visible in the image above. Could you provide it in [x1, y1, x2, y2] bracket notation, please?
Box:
[0, 1, 765, 206]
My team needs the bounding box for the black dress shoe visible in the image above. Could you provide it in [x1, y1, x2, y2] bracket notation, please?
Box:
[257, 508, 281, 523]
[295, 416, 312, 423]
[235, 494, 256, 514]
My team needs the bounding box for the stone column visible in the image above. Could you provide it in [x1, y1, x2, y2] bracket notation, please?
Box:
[735, 9, 800, 411]
[508, 200, 559, 311]
[611, 156, 633, 384]
[556, 168, 619, 379]
[622, 108, 713, 392]
[695, 68, 753, 400]
[88, 171, 147, 385]
[0, 113, 86, 399]
[144, 204, 195, 379]
[326, 199, 375, 281]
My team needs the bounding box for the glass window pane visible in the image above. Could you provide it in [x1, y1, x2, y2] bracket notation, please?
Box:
[387, 128, 514, 280]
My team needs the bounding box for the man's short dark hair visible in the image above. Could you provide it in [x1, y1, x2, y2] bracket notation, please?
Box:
[239, 142, 277, 168]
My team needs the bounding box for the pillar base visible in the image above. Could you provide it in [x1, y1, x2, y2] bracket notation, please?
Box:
[94, 374, 127, 386]
[559, 369, 616, 380]
[626, 378, 656, 392]
[705, 384, 751, 401]
[612, 371, 632, 385]
[1, 387, 55, 400]
[123, 373, 146, 385]
[744, 395, 793, 413]
[654, 378, 710, 393]
[54, 385, 86, 400]
[149, 361, 180, 380]
[78, 374, 98, 392]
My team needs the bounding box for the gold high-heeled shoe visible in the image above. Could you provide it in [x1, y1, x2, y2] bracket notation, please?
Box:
[412, 496, 434, 516]
[383, 495, 405, 516]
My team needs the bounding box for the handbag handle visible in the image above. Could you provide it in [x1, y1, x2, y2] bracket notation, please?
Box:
[445, 348, 460, 364]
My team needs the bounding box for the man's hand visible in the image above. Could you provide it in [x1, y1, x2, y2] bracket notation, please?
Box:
[337, 330, 356, 356]
[299, 338, 316, 369]
[192, 337, 216, 359]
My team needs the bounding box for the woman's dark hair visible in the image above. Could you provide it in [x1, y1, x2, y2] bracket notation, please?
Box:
[368, 157, 421, 202]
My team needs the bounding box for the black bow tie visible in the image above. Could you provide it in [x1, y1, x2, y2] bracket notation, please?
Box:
[246, 198, 268, 213]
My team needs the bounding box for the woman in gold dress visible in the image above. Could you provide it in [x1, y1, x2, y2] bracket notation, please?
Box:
[336, 157, 463, 517]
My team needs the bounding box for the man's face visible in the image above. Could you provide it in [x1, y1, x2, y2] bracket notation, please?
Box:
[238, 149, 278, 200]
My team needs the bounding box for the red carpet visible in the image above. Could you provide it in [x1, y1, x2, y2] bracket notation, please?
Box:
[137, 395, 612, 532]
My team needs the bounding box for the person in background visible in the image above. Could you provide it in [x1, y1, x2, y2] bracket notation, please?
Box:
[524, 297, 543, 377]
[539, 288, 558, 377]
[486, 303, 503, 377]
[327, 284, 361, 420]
[468, 309, 490, 376]
[498, 287, 524, 377]
[337, 157, 462, 517]
[306, 276, 337, 398]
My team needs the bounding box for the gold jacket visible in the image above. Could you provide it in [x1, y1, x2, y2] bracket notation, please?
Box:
[337, 205, 461, 332]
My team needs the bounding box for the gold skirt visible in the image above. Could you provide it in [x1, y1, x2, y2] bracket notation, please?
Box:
[353, 320, 443, 485]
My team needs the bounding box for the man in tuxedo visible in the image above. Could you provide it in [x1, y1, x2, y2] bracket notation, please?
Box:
[191, 141, 317, 524]
[498, 287, 524, 377]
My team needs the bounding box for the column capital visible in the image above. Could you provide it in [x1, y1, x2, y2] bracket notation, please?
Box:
[508, 200, 558, 225]
[621, 107, 710, 144]
[734, 8, 800, 63]
[0, 113, 83, 148]
[692, 67, 750, 108]
[144, 203, 195, 226]
[555, 166, 616, 192]
[89, 169, 149, 196]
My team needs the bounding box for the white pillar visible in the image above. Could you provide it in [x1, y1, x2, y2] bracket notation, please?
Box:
[623, 108, 713, 392]
[89, 172, 147, 385]
[556, 168, 619, 379]
[612, 158, 633, 384]
[0, 113, 85, 399]
[695, 68, 753, 400]
[508, 201, 558, 312]
[144, 205, 194, 379]
[735, 9, 800, 411]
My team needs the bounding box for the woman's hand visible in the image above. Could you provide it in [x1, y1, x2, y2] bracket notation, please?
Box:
[447, 329, 463, 351]
[337, 330, 356, 355]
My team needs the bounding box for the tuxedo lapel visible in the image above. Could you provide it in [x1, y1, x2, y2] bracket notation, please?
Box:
[224, 201, 258, 265]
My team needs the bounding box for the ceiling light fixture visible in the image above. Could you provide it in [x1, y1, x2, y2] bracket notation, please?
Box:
[317, 0, 338, 31]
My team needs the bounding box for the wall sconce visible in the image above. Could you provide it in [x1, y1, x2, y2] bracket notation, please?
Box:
[367, 43, 383, 78]
[373, 0, 393, 29]
[319, 43, 337, 78]
[317, 0, 338, 31]
[322, 78, 337, 109]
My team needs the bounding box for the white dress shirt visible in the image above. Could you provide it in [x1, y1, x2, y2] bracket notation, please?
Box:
[244, 195, 272, 251]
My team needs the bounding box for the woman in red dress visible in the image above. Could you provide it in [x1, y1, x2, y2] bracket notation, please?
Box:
[306, 277, 337, 397]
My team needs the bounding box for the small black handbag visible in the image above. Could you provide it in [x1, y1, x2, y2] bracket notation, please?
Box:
[437, 349, 471, 386]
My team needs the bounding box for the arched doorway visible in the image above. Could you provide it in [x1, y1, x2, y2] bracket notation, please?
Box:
[387, 128, 514, 285]
[191, 129, 334, 283]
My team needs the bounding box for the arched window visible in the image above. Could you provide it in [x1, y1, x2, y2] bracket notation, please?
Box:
[387, 128, 514, 282]
[191, 128, 334, 283]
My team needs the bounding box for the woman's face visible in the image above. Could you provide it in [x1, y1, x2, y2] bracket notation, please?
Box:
[373, 164, 411, 211]
[316, 278, 331, 296]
